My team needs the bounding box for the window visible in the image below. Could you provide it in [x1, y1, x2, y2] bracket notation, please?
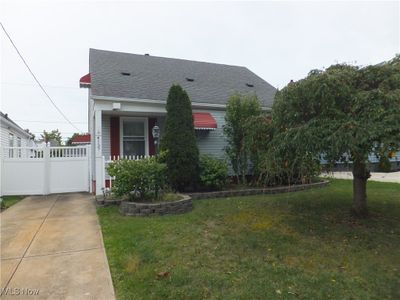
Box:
[8, 133, 14, 158]
[121, 119, 147, 157]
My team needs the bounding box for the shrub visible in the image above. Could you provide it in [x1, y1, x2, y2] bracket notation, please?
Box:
[107, 157, 167, 201]
[224, 93, 262, 184]
[160, 84, 199, 191]
[245, 114, 320, 186]
[378, 155, 392, 172]
[199, 155, 228, 190]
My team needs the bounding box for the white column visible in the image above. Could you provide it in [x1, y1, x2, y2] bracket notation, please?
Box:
[94, 109, 104, 195]
[87, 145, 92, 193]
[0, 147, 3, 197]
[43, 146, 50, 195]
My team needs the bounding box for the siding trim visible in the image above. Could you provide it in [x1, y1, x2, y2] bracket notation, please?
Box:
[110, 117, 120, 157]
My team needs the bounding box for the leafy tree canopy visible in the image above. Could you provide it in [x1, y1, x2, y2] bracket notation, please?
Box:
[41, 129, 63, 146]
[272, 56, 400, 216]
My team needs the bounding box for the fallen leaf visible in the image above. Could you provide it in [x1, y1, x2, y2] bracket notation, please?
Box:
[156, 271, 170, 278]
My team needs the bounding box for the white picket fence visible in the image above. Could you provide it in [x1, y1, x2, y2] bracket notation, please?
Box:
[1, 146, 91, 196]
[102, 155, 151, 192]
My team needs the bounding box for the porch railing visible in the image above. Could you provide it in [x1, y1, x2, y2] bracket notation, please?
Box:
[102, 155, 152, 194]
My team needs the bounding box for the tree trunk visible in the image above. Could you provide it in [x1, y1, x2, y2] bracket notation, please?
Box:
[352, 160, 370, 217]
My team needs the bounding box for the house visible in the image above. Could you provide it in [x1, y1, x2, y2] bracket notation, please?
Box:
[0, 111, 34, 156]
[35, 139, 60, 148]
[70, 133, 91, 145]
[80, 49, 276, 195]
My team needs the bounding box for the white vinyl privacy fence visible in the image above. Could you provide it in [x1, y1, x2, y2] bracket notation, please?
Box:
[1, 146, 91, 196]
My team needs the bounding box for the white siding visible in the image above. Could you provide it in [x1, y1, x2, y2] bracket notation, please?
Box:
[0, 127, 9, 148]
[194, 109, 227, 159]
[1, 120, 33, 148]
[102, 114, 111, 158]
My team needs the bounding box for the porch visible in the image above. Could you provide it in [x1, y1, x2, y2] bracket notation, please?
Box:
[92, 106, 221, 195]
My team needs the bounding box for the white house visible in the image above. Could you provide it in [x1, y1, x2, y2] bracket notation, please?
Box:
[1, 111, 34, 153]
[80, 49, 277, 195]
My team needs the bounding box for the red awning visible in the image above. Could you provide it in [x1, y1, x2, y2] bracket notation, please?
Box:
[193, 113, 217, 130]
[79, 73, 91, 88]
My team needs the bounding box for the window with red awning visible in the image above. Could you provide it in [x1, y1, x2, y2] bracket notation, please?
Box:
[193, 113, 217, 130]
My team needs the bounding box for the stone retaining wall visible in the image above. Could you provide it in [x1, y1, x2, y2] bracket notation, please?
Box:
[119, 195, 193, 217]
[113, 181, 329, 217]
[188, 180, 329, 200]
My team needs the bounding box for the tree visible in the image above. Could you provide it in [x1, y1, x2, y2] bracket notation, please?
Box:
[66, 133, 80, 146]
[272, 56, 400, 216]
[24, 129, 35, 140]
[224, 93, 261, 184]
[41, 129, 63, 146]
[161, 84, 199, 191]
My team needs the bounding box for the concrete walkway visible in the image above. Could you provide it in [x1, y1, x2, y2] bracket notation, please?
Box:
[321, 171, 400, 183]
[1, 194, 115, 299]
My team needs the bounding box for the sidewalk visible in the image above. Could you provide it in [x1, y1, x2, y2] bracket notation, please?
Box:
[1, 193, 115, 299]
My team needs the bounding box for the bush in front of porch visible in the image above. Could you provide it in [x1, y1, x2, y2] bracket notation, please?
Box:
[107, 157, 167, 202]
[160, 84, 199, 192]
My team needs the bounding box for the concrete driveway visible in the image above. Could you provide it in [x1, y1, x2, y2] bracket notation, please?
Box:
[0, 194, 115, 299]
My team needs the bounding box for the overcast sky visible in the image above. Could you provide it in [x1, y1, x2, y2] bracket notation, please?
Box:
[1, 0, 398, 140]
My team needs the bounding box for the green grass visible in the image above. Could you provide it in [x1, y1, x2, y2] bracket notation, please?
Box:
[0, 196, 23, 210]
[97, 180, 400, 299]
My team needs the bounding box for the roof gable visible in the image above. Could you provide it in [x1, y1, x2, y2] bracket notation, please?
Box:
[89, 49, 276, 108]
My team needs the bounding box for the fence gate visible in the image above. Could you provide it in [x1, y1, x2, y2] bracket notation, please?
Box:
[1, 146, 91, 196]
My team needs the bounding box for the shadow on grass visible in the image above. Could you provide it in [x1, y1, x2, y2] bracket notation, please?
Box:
[279, 180, 400, 237]
[98, 179, 400, 299]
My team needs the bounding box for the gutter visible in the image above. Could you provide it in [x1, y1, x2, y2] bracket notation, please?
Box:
[91, 95, 272, 111]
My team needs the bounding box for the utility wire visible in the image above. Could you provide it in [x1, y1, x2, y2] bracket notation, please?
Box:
[14, 119, 87, 124]
[0, 22, 81, 132]
[1, 81, 81, 90]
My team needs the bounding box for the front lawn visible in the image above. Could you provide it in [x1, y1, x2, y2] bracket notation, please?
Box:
[0, 196, 23, 210]
[97, 180, 400, 299]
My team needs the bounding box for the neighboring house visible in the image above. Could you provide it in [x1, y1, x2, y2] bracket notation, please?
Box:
[0, 111, 34, 156]
[322, 153, 400, 172]
[80, 49, 276, 194]
[35, 139, 61, 147]
[70, 133, 91, 145]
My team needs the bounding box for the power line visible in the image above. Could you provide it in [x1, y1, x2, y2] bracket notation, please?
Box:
[1, 81, 81, 90]
[14, 119, 87, 124]
[31, 132, 85, 134]
[0, 22, 81, 132]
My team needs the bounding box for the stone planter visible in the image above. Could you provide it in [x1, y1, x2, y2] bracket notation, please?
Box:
[119, 195, 193, 217]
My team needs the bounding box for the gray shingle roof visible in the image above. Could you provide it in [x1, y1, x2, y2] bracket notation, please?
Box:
[89, 49, 276, 108]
